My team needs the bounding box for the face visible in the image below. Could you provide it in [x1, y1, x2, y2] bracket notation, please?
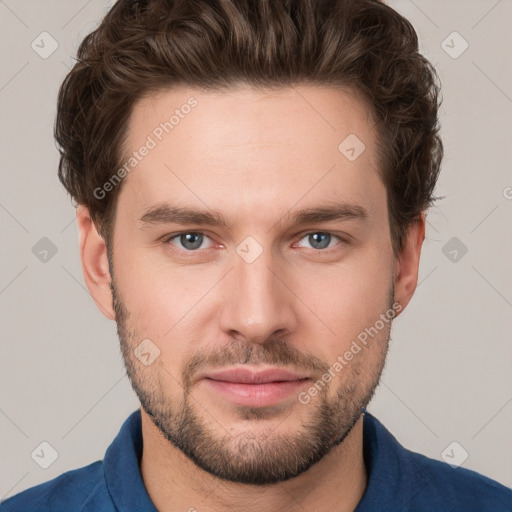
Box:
[107, 85, 399, 485]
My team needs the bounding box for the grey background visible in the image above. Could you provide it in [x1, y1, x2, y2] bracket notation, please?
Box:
[1, 0, 511, 501]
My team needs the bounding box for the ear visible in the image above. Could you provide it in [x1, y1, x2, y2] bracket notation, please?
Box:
[392, 212, 426, 316]
[76, 205, 115, 320]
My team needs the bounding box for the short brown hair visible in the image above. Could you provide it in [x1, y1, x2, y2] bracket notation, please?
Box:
[55, 0, 443, 256]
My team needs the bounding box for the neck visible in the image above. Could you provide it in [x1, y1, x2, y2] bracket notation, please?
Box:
[140, 408, 367, 512]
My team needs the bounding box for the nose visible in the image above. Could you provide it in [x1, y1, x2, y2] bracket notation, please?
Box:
[218, 244, 298, 344]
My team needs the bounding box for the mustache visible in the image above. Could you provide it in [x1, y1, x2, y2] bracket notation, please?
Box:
[182, 337, 330, 389]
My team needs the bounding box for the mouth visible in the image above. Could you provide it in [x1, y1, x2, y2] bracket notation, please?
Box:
[199, 367, 311, 407]
[201, 367, 310, 384]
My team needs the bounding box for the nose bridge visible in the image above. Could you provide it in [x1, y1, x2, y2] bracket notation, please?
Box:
[218, 238, 296, 342]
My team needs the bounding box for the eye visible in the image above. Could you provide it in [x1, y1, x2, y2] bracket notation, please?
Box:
[163, 232, 214, 252]
[162, 230, 348, 254]
[296, 232, 345, 251]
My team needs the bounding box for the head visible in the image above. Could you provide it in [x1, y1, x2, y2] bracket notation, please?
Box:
[57, 0, 443, 485]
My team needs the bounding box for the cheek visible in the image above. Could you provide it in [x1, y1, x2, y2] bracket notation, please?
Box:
[115, 251, 213, 342]
[303, 246, 393, 351]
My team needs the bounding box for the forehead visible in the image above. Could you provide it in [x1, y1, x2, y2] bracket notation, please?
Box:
[117, 85, 385, 227]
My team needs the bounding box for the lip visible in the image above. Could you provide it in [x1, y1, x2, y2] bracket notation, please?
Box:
[199, 367, 311, 407]
[201, 367, 310, 384]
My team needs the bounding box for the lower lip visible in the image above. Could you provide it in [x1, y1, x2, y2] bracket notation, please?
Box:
[201, 378, 310, 407]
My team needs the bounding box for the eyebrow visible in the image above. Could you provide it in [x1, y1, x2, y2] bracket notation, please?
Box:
[138, 201, 369, 229]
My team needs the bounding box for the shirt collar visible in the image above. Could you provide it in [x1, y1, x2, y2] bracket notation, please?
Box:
[103, 408, 426, 511]
[355, 409, 429, 511]
[103, 409, 158, 512]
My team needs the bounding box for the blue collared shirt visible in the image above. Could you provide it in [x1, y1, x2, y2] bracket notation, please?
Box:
[1, 409, 510, 511]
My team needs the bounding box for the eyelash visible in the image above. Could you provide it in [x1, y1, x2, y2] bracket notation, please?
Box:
[161, 231, 349, 254]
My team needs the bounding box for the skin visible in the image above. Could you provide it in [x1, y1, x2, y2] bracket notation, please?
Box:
[77, 85, 425, 512]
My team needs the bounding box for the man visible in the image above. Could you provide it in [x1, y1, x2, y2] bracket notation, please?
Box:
[1, 0, 510, 511]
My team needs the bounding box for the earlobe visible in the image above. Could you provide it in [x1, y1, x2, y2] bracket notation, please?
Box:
[392, 212, 426, 316]
[76, 205, 116, 320]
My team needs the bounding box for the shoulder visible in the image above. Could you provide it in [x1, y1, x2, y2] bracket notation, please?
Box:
[0, 461, 114, 512]
[407, 449, 512, 511]
[362, 412, 512, 512]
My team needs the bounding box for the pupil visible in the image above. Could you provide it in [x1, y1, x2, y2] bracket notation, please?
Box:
[310, 233, 330, 249]
[182, 233, 202, 250]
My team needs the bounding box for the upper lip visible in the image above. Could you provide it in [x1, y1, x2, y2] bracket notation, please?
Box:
[201, 367, 310, 384]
